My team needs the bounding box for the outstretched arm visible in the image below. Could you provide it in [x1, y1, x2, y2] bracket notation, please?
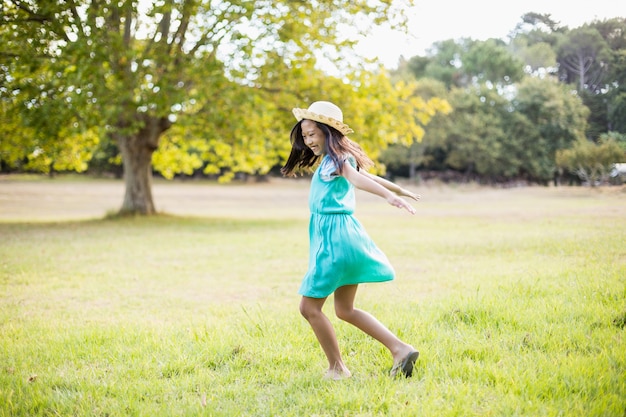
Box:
[341, 163, 417, 214]
[360, 170, 421, 202]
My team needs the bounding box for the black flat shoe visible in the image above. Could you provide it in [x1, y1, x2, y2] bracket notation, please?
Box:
[390, 350, 419, 378]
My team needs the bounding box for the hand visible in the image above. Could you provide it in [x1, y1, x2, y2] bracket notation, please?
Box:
[387, 195, 416, 215]
[397, 188, 421, 202]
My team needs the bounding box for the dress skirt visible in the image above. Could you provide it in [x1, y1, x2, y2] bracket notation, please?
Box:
[298, 155, 395, 298]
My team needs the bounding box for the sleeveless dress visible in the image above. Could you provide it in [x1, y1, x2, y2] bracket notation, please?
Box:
[299, 154, 395, 298]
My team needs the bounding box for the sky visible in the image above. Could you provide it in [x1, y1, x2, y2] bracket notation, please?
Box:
[355, 0, 626, 68]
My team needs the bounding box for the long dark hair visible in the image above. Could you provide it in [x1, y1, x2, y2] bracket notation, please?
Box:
[280, 120, 373, 177]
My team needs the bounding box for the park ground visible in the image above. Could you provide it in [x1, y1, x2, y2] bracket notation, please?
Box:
[0, 175, 625, 416]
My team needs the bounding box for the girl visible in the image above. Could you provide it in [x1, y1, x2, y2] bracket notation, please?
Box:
[281, 101, 420, 380]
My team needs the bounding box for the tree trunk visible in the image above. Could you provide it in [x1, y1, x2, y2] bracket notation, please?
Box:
[409, 140, 424, 181]
[578, 54, 585, 91]
[117, 114, 172, 215]
[409, 158, 417, 181]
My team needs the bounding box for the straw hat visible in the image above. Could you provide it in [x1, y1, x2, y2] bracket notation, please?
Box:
[292, 101, 354, 136]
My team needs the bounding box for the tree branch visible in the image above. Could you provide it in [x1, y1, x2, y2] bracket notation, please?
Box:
[172, 6, 190, 52]
[9, 0, 71, 43]
[10, 0, 47, 23]
[123, 1, 132, 48]
[67, 0, 85, 38]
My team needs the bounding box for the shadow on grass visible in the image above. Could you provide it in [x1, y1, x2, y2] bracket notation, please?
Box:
[0, 211, 304, 237]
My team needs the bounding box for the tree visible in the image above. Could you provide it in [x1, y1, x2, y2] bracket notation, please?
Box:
[598, 18, 626, 133]
[510, 39, 558, 77]
[0, 1, 101, 175]
[556, 137, 625, 185]
[378, 77, 450, 177]
[1, 0, 412, 214]
[439, 85, 527, 181]
[557, 25, 612, 92]
[609, 88, 626, 133]
[513, 12, 562, 36]
[510, 16, 626, 137]
[418, 39, 468, 89]
[393, 12, 626, 184]
[507, 13, 561, 78]
[462, 38, 525, 86]
[512, 77, 589, 182]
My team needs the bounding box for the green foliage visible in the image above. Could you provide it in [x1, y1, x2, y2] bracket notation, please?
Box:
[0, 100, 100, 174]
[599, 131, 626, 151]
[556, 136, 626, 185]
[570, 19, 626, 136]
[383, 75, 589, 183]
[388, 15, 625, 184]
[153, 80, 286, 181]
[371, 78, 452, 177]
[513, 77, 589, 181]
[442, 86, 519, 178]
[557, 25, 613, 92]
[463, 38, 526, 85]
[406, 38, 525, 90]
[510, 39, 558, 75]
[413, 39, 467, 89]
[0, 106, 35, 171]
[609, 87, 626, 133]
[2, 0, 419, 212]
[3, 3, 626, 189]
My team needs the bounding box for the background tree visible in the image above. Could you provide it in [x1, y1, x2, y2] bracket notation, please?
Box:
[556, 136, 625, 185]
[1, 0, 414, 214]
[511, 77, 589, 182]
[0, 1, 100, 174]
[386, 12, 623, 185]
[508, 12, 562, 77]
[462, 38, 525, 87]
[4, 6, 625, 189]
[409, 39, 467, 89]
[425, 84, 544, 183]
[598, 18, 626, 133]
[557, 25, 612, 92]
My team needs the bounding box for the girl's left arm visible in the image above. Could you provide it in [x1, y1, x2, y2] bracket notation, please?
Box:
[342, 163, 416, 214]
[360, 170, 420, 202]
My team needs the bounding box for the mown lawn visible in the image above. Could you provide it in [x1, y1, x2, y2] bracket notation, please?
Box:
[0, 178, 624, 416]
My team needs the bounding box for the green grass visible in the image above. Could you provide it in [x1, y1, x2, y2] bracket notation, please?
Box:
[0, 180, 625, 416]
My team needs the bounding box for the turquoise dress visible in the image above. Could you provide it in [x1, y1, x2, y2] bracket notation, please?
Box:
[299, 155, 395, 298]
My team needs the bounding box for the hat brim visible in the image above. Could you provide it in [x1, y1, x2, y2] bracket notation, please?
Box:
[293, 108, 354, 136]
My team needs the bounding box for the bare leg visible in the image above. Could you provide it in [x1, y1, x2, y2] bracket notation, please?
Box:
[334, 285, 415, 365]
[299, 296, 351, 379]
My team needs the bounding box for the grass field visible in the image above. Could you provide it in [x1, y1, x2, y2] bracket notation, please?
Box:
[0, 176, 625, 416]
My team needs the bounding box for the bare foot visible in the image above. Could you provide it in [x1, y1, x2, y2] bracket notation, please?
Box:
[323, 367, 352, 380]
